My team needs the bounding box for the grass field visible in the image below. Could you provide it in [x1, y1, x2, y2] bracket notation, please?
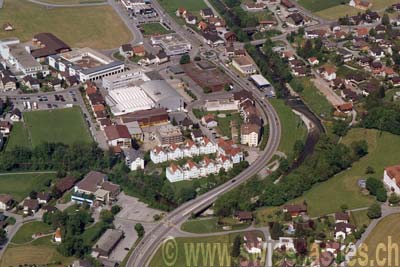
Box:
[1, 236, 74, 267]
[298, 0, 344, 12]
[11, 221, 53, 244]
[39, 0, 105, 4]
[216, 112, 242, 139]
[141, 23, 172, 35]
[0, 0, 131, 49]
[5, 122, 31, 151]
[315, 0, 399, 19]
[181, 217, 251, 233]
[149, 231, 265, 267]
[23, 107, 92, 147]
[292, 128, 400, 217]
[270, 99, 307, 156]
[295, 78, 333, 120]
[350, 210, 371, 228]
[158, 0, 207, 23]
[0, 172, 56, 202]
[352, 213, 400, 267]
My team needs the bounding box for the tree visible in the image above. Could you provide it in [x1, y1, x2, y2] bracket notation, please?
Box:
[0, 229, 7, 244]
[332, 120, 349, 137]
[179, 54, 190, 65]
[135, 223, 145, 238]
[376, 187, 388, 202]
[367, 203, 382, 219]
[29, 191, 37, 199]
[111, 205, 121, 215]
[365, 166, 375, 174]
[382, 13, 390, 26]
[340, 204, 348, 212]
[351, 140, 368, 158]
[389, 193, 400, 205]
[231, 235, 241, 257]
[270, 222, 283, 240]
[100, 210, 114, 224]
[366, 177, 383, 196]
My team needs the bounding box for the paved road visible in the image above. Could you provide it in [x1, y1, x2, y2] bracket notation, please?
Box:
[26, 0, 108, 7]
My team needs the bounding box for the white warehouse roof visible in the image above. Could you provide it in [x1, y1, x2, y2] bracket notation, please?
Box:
[250, 74, 270, 87]
[107, 86, 154, 116]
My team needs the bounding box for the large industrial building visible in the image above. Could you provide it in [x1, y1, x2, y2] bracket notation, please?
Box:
[102, 69, 150, 90]
[0, 39, 49, 78]
[106, 79, 184, 116]
[48, 47, 125, 82]
[150, 33, 191, 56]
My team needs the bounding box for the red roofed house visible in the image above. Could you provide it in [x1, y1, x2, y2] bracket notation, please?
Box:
[356, 27, 369, 38]
[282, 204, 307, 217]
[384, 165, 400, 194]
[176, 7, 187, 17]
[133, 44, 146, 57]
[337, 103, 353, 113]
[166, 163, 184, 182]
[104, 125, 131, 149]
[308, 57, 319, 66]
[349, 0, 372, 10]
[320, 65, 337, 81]
[150, 146, 168, 163]
[201, 114, 218, 128]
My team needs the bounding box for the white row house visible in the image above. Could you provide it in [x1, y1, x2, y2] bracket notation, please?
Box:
[166, 156, 234, 183]
[150, 138, 218, 164]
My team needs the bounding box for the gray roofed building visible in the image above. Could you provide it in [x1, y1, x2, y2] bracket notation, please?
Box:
[92, 229, 124, 258]
[141, 80, 184, 111]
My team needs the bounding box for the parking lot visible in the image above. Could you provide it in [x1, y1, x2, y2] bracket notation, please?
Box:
[115, 192, 162, 222]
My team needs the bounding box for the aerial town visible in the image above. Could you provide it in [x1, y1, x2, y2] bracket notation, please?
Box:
[0, 0, 400, 266]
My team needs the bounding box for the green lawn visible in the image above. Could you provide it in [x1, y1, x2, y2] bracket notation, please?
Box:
[216, 112, 242, 139]
[39, 0, 105, 4]
[293, 128, 400, 217]
[158, 0, 207, 24]
[11, 221, 53, 244]
[270, 99, 307, 156]
[149, 231, 265, 267]
[181, 217, 251, 234]
[298, 0, 344, 12]
[315, 0, 399, 19]
[141, 23, 172, 35]
[23, 107, 92, 147]
[352, 213, 400, 267]
[0, 172, 56, 202]
[81, 222, 106, 246]
[0, 0, 132, 49]
[5, 122, 31, 151]
[1, 236, 74, 267]
[350, 210, 371, 228]
[294, 78, 333, 120]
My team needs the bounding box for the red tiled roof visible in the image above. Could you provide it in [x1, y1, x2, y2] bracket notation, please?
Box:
[104, 125, 131, 140]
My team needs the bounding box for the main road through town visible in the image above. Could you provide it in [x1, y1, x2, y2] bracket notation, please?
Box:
[118, 0, 282, 265]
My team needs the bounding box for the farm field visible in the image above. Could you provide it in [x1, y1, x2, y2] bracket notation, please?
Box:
[0, 172, 56, 202]
[294, 128, 400, 217]
[158, 0, 207, 16]
[39, 0, 105, 4]
[5, 122, 31, 151]
[1, 235, 74, 267]
[181, 217, 251, 233]
[314, 0, 400, 19]
[11, 221, 53, 244]
[270, 99, 307, 156]
[352, 213, 400, 267]
[149, 231, 265, 267]
[298, 0, 344, 12]
[23, 107, 92, 147]
[141, 23, 172, 35]
[0, 0, 131, 49]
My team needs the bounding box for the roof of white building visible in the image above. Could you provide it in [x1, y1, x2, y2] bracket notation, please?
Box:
[107, 86, 154, 115]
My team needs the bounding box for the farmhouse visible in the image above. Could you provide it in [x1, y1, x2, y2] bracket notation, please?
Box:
[383, 165, 400, 194]
[23, 199, 39, 214]
[0, 194, 13, 210]
[282, 204, 307, 217]
[349, 0, 372, 10]
[0, 120, 11, 136]
[104, 124, 132, 149]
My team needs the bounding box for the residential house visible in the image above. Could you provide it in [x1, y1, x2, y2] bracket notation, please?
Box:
[241, 123, 260, 147]
[22, 76, 40, 90]
[150, 146, 168, 163]
[10, 108, 21, 122]
[286, 13, 304, 27]
[0, 194, 13, 210]
[191, 129, 204, 142]
[243, 232, 263, 254]
[185, 13, 197, 25]
[182, 160, 200, 179]
[133, 44, 146, 57]
[282, 204, 307, 217]
[0, 121, 11, 137]
[202, 113, 218, 128]
[392, 77, 400, 87]
[199, 156, 217, 177]
[200, 8, 214, 19]
[233, 211, 253, 222]
[325, 241, 342, 256]
[216, 155, 233, 171]
[49, 78, 62, 91]
[319, 251, 335, 267]
[104, 125, 131, 149]
[167, 143, 184, 160]
[176, 7, 187, 17]
[166, 163, 184, 182]
[1, 75, 17, 91]
[356, 27, 369, 38]
[337, 48, 353, 62]
[224, 31, 237, 43]
[199, 137, 217, 154]
[217, 139, 243, 164]
[120, 44, 133, 58]
[37, 192, 50, 204]
[383, 164, 400, 194]
[23, 199, 39, 214]
[3, 23, 14, 31]
[320, 65, 337, 81]
[308, 57, 319, 66]
[202, 32, 224, 47]
[183, 140, 200, 157]
[334, 222, 355, 240]
[349, 0, 372, 10]
[54, 227, 62, 243]
[335, 212, 350, 223]
[124, 148, 144, 171]
[370, 47, 385, 60]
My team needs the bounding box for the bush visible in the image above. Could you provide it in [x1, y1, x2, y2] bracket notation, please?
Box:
[111, 205, 121, 215]
[367, 203, 382, 219]
[179, 54, 190, 65]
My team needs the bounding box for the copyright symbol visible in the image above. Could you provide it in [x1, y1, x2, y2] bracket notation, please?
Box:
[162, 236, 178, 266]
